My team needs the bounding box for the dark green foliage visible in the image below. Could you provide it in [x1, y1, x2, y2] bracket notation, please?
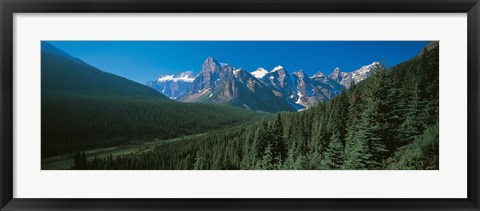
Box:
[399, 78, 428, 145]
[41, 49, 266, 158]
[63, 42, 439, 170]
[248, 114, 287, 169]
[285, 116, 309, 169]
[42, 94, 265, 158]
[386, 123, 439, 170]
[321, 132, 345, 169]
[82, 125, 253, 170]
[270, 114, 287, 165]
[252, 121, 271, 160]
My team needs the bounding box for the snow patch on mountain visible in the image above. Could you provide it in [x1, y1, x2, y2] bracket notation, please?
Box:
[157, 71, 196, 82]
[272, 65, 284, 72]
[327, 62, 381, 88]
[251, 68, 269, 79]
[295, 91, 303, 104]
[233, 68, 243, 75]
[147, 71, 197, 99]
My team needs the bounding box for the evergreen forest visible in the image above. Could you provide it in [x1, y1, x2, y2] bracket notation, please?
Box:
[69, 42, 439, 170]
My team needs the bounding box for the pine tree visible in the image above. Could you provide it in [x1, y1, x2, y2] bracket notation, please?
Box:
[363, 78, 388, 168]
[347, 69, 388, 169]
[343, 118, 374, 170]
[321, 132, 345, 169]
[308, 117, 323, 169]
[258, 144, 276, 170]
[377, 70, 403, 153]
[344, 85, 372, 169]
[270, 113, 286, 165]
[309, 105, 328, 169]
[252, 121, 270, 163]
[400, 79, 427, 145]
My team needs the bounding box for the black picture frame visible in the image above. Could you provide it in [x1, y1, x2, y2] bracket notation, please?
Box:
[1, 0, 479, 210]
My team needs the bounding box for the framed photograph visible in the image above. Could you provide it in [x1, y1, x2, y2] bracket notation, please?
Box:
[1, 0, 479, 210]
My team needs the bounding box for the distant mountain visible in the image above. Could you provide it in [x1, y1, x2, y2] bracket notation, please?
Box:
[328, 62, 382, 88]
[188, 56, 235, 94]
[310, 71, 345, 94]
[291, 70, 342, 108]
[260, 65, 298, 104]
[248, 65, 345, 109]
[146, 71, 195, 99]
[179, 57, 297, 113]
[251, 68, 269, 79]
[148, 56, 380, 112]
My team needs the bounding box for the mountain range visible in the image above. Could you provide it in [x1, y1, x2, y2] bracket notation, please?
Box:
[147, 58, 381, 112]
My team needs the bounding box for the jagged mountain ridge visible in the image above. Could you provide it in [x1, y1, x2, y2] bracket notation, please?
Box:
[147, 57, 380, 112]
[328, 62, 382, 88]
[146, 71, 195, 99]
[179, 57, 297, 113]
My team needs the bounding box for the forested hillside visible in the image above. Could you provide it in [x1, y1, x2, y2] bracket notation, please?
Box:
[74, 42, 439, 170]
[42, 95, 265, 158]
[41, 43, 267, 158]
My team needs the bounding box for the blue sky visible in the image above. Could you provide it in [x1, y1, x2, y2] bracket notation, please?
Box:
[48, 41, 429, 84]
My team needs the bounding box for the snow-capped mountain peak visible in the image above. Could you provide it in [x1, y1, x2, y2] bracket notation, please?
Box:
[251, 67, 269, 79]
[355, 62, 381, 74]
[157, 71, 196, 82]
[311, 71, 325, 78]
[272, 65, 284, 72]
[328, 62, 380, 88]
